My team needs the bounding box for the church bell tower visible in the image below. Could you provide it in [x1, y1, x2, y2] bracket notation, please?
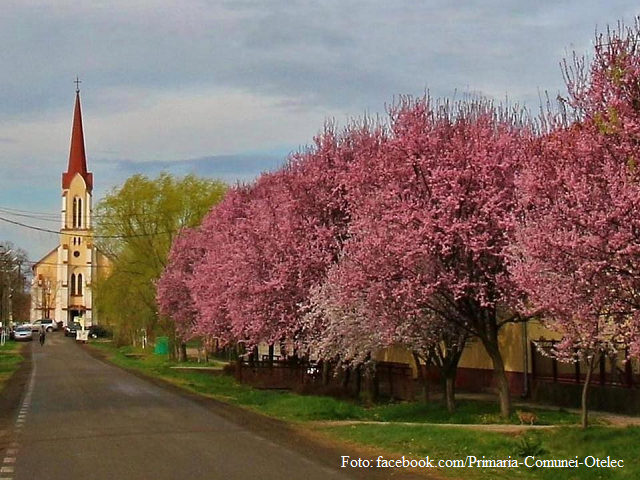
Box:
[31, 82, 109, 326]
[59, 84, 96, 326]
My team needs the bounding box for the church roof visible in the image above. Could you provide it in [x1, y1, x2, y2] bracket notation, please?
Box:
[31, 245, 60, 272]
[62, 91, 93, 192]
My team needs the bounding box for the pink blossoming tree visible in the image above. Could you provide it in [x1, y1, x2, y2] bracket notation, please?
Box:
[188, 186, 253, 347]
[305, 98, 529, 417]
[190, 126, 370, 353]
[157, 227, 203, 339]
[514, 23, 640, 427]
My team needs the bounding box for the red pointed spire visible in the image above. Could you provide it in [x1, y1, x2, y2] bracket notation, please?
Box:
[62, 90, 93, 192]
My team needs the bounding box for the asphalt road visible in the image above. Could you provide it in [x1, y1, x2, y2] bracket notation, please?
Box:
[6, 334, 359, 480]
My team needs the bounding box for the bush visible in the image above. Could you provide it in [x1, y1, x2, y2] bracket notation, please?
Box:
[515, 433, 545, 457]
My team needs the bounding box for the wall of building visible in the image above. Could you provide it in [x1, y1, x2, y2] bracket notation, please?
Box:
[376, 319, 562, 395]
[30, 249, 59, 322]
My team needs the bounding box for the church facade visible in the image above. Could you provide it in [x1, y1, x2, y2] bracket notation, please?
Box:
[30, 89, 110, 326]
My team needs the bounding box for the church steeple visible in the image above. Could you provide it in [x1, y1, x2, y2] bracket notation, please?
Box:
[29, 83, 109, 329]
[62, 88, 93, 192]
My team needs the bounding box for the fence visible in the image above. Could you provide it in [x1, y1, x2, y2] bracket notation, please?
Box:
[531, 340, 640, 388]
[234, 357, 414, 401]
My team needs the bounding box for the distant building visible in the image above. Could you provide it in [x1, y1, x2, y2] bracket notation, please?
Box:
[30, 88, 111, 326]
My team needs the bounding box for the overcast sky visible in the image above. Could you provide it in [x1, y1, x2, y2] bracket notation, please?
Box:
[1, 0, 638, 261]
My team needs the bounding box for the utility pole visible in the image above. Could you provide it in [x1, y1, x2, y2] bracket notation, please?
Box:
[0, 247, 11, 328]
[39, 278, 52, 319]
[8, 264, 19, 325]
[0, 247, 23, 327]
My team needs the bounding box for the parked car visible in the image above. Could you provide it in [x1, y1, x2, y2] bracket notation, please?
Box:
[64, 322, 82, 337]
[31, 319, 58, 332]
[13, 325, 33, 341]
[9, 322, 28, 340]
[89, 324, 112, 339]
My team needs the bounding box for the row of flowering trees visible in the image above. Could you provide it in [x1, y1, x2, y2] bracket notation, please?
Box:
[158, 22, 640, 426]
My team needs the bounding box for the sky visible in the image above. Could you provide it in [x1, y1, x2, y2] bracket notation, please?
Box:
[0, 0, 639, 262]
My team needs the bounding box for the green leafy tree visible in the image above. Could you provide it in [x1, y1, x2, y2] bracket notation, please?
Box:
[94, 173, 227, 347]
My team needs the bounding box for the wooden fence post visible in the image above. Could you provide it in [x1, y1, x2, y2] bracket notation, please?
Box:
[530, 342, 537, 381]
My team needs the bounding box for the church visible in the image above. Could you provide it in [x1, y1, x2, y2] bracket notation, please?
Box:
[30, 87, 111, 327]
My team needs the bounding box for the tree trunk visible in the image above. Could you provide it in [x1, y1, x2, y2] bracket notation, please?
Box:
[581, 354, 597, 429]
[178, 342, 188, 363]
[412, 352, 429, 403]
[268, 344, 274, 367]
[341, 367, 351, 393]
[444, 376, 455, 413]
[355, 365, 362, 398]
[366, 367, 379, 403]
[248, 346, 257, 367]
[322, 360, 331, 386]
[483, 341, 511, 419]
[168, 335, 176, 361]
[235, 343, 243, 380]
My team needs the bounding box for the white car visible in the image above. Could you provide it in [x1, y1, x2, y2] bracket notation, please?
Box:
[30, 319, 58, 332]
[13, 326, 33, 341]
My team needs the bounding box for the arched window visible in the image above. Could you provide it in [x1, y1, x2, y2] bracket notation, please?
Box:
[77, 198, 83, 228]
[72, 198, 78, 228]
[70, 274, 76, 296]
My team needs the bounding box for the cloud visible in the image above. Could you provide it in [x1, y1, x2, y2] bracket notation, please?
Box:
[1, 0, 637, 120]
[93, 152, 289, 195]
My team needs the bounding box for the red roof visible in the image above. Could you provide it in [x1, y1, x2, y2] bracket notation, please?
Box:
[62, 92, 93, 192]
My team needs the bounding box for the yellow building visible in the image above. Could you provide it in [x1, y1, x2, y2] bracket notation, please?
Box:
[377, 320, 559, 396]
[30, 88, 110, 326]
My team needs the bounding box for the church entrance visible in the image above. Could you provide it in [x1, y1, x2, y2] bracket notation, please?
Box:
[70, 309, 82, 325]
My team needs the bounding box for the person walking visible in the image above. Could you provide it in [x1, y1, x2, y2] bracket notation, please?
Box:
[39, 326, 46, 346]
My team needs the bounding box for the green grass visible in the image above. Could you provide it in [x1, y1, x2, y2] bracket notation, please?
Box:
[327, 423, 638, 480]
[175, 358, 229, 368]
[366, 400, 580, 425]
[0, 341, 25, 387]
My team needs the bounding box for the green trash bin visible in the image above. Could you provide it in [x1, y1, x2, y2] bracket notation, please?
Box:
[154, 336, 169, 355]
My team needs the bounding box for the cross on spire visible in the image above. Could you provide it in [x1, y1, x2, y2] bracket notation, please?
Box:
[74, 76, 82, 93]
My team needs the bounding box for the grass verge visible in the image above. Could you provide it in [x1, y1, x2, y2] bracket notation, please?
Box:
[0, 341, 26, 390]
[327, 423, 638, 480]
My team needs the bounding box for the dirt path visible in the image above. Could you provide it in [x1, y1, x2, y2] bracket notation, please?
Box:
[310, 420, 556, 434]
[453, 393, 640, 427]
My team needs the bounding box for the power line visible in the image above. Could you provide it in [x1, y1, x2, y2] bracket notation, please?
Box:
[22, 259, 110, 269]
[0, 206, 59, 216]
[0, 208, 159, 228]
[0, 204, 205, 220]
[0, 207, 145, 221]
[0, 215, 178, 239]
[0, 209, 60, 223]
